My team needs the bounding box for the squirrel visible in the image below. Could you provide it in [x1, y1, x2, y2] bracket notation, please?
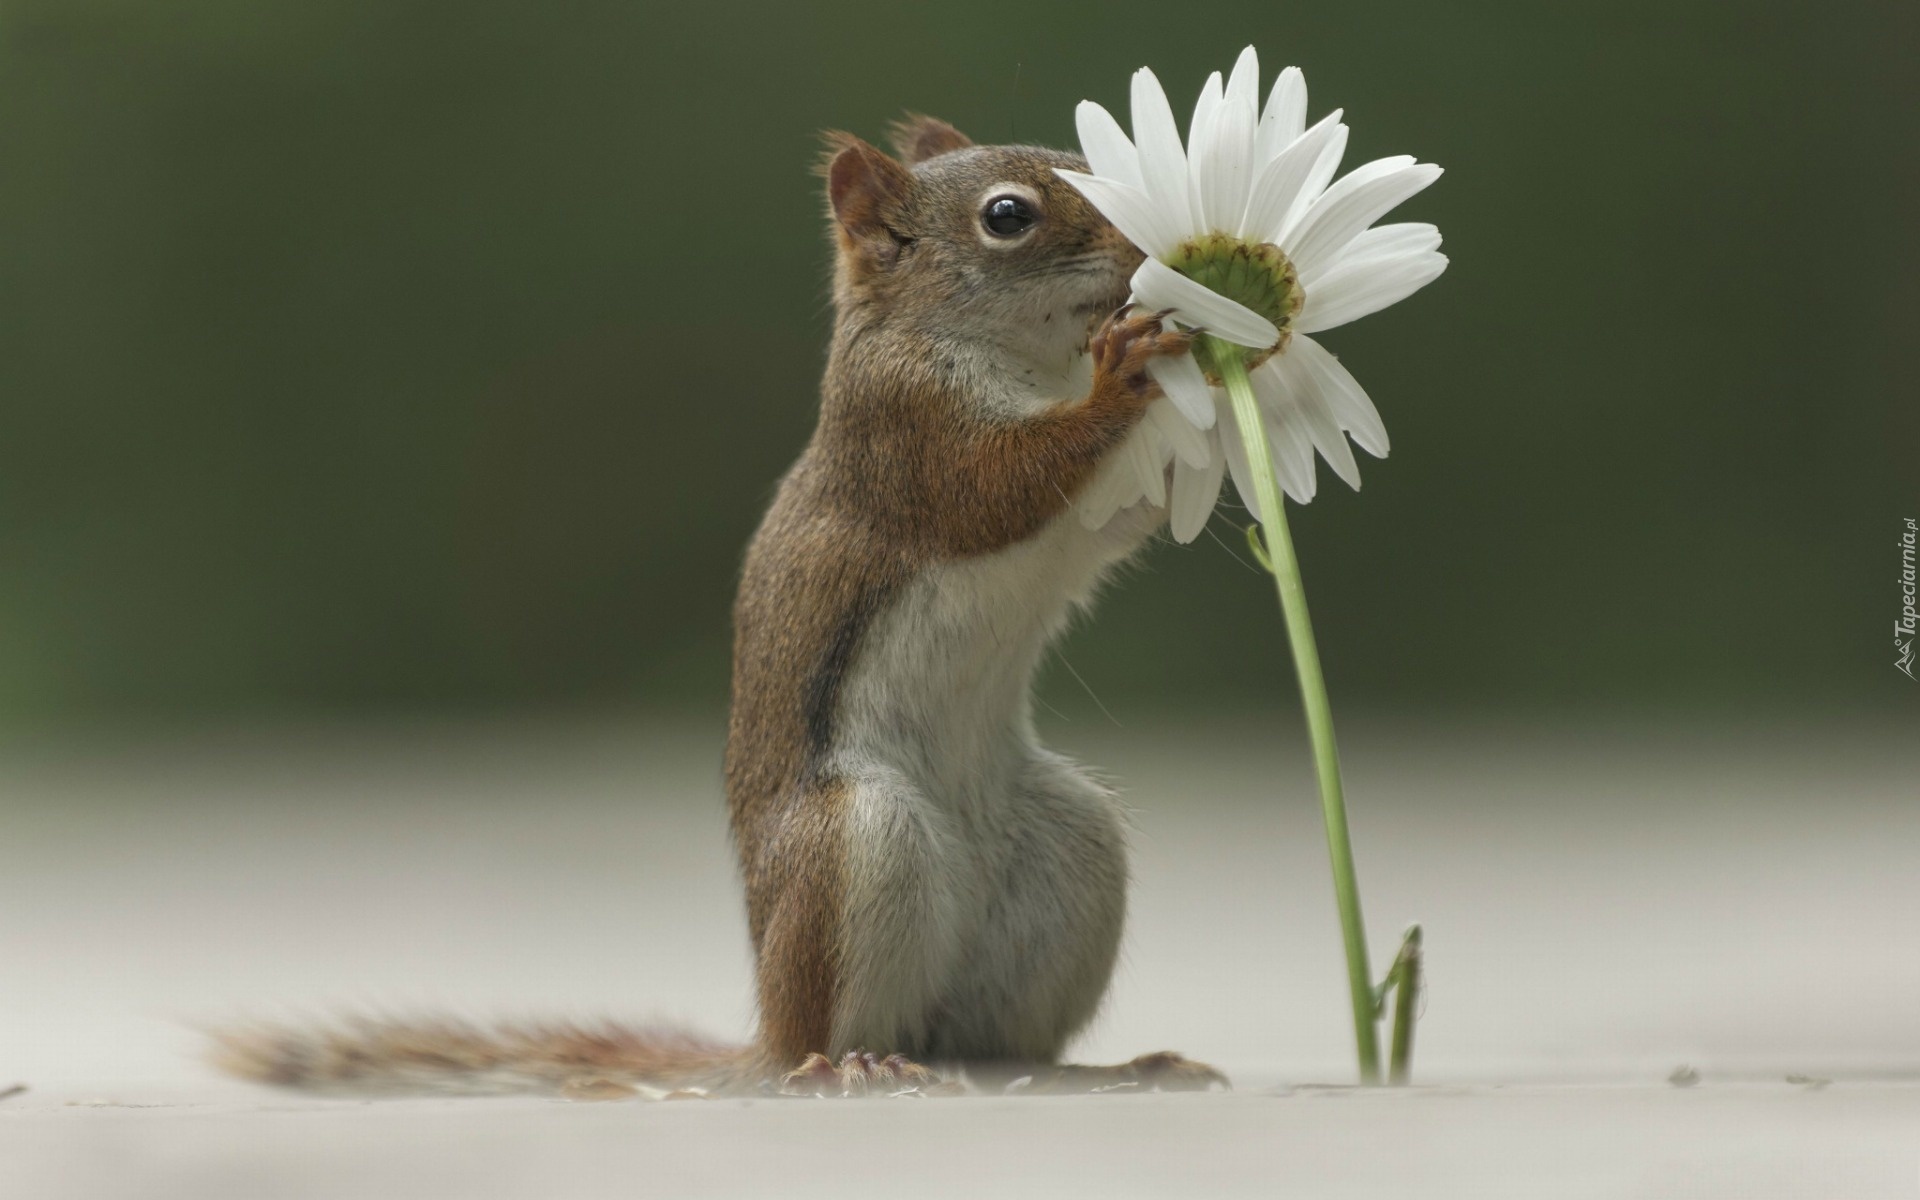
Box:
[211, 115, 1227, 1099]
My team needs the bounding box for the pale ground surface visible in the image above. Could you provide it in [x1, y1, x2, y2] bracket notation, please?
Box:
[1, 713, 1915, 1198]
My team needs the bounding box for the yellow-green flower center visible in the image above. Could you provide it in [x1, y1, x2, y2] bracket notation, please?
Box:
[1166, 234, 1305, 379]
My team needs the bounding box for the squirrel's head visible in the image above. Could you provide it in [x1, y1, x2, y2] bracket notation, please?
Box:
[820, 116, 1144, 353]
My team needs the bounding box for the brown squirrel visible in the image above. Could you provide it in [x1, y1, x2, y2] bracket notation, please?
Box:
[212, 116, 1227, 1098]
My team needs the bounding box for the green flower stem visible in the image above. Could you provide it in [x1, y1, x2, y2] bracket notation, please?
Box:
[1211, 337, 1382, 1087]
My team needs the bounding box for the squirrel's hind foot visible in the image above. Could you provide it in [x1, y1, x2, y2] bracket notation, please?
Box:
[1014, 1051, 1231, 1095]
[778, 1051, 957, 1098]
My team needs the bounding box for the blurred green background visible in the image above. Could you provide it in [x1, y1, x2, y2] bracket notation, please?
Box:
[0, 0, 1912, 725]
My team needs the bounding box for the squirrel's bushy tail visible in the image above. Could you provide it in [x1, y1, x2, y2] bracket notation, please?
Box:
[209, 1017, 757, 1098]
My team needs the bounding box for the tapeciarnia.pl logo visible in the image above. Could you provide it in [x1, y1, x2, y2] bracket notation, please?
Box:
[1898, 518, 1917, 680]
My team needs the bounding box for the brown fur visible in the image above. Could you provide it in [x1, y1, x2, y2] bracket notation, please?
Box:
[210, 1018, 755, 1096]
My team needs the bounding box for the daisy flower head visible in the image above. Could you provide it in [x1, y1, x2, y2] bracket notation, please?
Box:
[1058, 47, 1447, 541]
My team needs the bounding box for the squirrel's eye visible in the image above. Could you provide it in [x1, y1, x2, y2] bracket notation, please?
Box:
[981, 195, 1037, 237]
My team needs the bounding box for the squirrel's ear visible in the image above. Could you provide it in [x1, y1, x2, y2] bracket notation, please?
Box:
[887, 113, 973, 165]
[821, 133, 914, 266]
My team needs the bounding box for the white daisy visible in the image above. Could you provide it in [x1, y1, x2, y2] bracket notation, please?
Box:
[1059, 47, 1447, 542]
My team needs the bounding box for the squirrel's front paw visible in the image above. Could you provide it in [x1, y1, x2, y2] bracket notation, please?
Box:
[1090, 306, 1197, 400]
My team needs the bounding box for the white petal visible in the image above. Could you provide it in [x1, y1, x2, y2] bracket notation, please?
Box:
[1185, 72, 1224, 225]
[1080, 430, 1160, 528]
[1168, 449, 1226, 543]
[1297, 250, 1448, 333]
[1285, 161, 1443, 281]
[1082, 453, 1121, 522]
[1190, 71, 1224, 147]
[1216, 395, 1265, 522]
[1145, 352, 1216, 429]
[1054, 170, 1176, 258]
[1128, 426, 1169, 507]
[1332, 221, 1442, 265]
[1130, 68, 1194, 233]
[1131, 258, 1279, 349]
[1289, 334, 1390, 457]
[1077, 455, 1132, 529]
[1192, 72, 1258, 234]
[1074, 100, 1143, 192]
[1266, 354, 1361, 490]
[1274, 120, 1350, 245]
[1251, 359, 1319, 503]
[1145, 396, 1211, 468]
[1238, 110, 1344, 243]
[1225, 47, 1261, 112]
[1254, 66, 1307, 167]
[1317, 154, 1417, 189]
[1218, 392, 1317, 516]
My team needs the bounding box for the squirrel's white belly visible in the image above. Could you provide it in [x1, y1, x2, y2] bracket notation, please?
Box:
[825, 498, 1159, 1061]
[831, 493, 1154, 810]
